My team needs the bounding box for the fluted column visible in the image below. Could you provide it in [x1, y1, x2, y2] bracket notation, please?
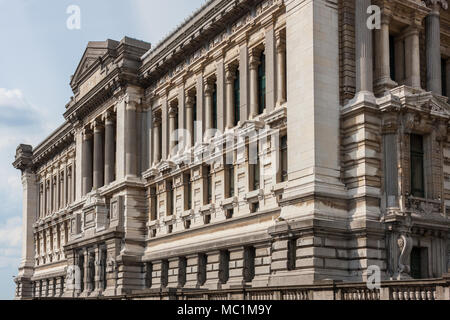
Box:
[276, 34, 286, 106]
[355, 0, 373, 94]
[426, 1, 446, 94]
[204, 81, 214, 131]
[153, 112, 162, 165]
[405, 25, 422, 89]
[92, 120, 104, 190]
[125, 100, 137, 177]
[249, 51, 260, 119]
[83, 250, 89, 293]
[375, 13, 396, 93]
[104, 112, 115, 185]
[225, 65, 236, 129]
[185, 95, 195, 148]
[169, 104, 178, 156]
[82, 129, 93, 195]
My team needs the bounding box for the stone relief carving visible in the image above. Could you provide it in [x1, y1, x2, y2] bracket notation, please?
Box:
[396, 233, 413, 279]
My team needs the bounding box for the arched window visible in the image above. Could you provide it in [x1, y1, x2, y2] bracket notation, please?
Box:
[234, 69, 240, 126]
[258, 52, 266, 114]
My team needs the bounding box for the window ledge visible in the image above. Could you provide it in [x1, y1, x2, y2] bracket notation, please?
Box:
[245, 189, 264, 203]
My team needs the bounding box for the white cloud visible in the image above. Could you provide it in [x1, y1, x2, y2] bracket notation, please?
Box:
[0, 217, 22, 269]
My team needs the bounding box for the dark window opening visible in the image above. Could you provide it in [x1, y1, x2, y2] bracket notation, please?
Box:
[411, 247, 429, 280]
[213, 83, 218, 129]
[258, 52, 266, 114]
[219, 250, 230, 284]
[243, 246, 256, 282]
[168, 181, 174, 216]
[389, 35, 396, 82]
[410, 134, 425, 198]
[280, 135, 288, 182]
[234, 69, 240, 126]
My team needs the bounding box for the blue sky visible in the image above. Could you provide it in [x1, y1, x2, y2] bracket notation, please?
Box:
[0, 0, 205, 300]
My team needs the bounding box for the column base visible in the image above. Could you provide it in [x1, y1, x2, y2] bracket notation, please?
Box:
[374, 78, 398, 96]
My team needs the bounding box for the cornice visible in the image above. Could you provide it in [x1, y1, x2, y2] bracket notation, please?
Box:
[140, 0, 283, 85]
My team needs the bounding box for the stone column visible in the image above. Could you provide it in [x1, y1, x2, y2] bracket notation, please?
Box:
[185, 94, 195, 148]
[249, 50, 260, 119]
[204, 81, 214, 132]
[18, 171, 38, 280]
[83, 250, 89, 294]
[168, 104, 178, 156]
[82, 129, 93, 195]
[92, 120, 104, 190]
[153, 112, 162, 165]
[276, 33, 287, 106]
[426, 1, 446, 94]
[125, 99, 137, 177]
[104, 111, 115, 185]
[405, 24, 422, 89]
[225, 65, 236, 130]
[355, 0, 374, 95]
[375, 13, 396, 93]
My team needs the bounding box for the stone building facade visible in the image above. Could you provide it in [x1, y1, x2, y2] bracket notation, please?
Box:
[12, 0, 450, 300]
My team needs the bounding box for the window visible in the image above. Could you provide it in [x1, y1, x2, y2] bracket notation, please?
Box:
[167, 181, 174, 216]
[150, 187, 157, 221]
[206, 165, 212, 204]
[197, 254, 207, 286]
[178, 257, 187, 287]
[280, 135, 288, 182]
[193, 95, 197, 123]
[258, 52, 266, 114]
[411, 247, 429, 279]
[226, 165, 234, 198]
[219, 250, 230, 284]
[410, 134, 425, 198]
[250, 142, 260, 191]
[287, 238, 297, 271]
[161, 260, 169, 288]
[185, 173, 192, 211]
[145, 262, 152, 288]
[243, 246, 256, 282]
[212, 83, 218, 129]
[234, 69, 240, 126]
[389, 35, 396, 82]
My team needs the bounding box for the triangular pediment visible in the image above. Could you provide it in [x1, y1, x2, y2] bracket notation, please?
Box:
[70, 40, 119, 90]
[420, 95, 450, 118]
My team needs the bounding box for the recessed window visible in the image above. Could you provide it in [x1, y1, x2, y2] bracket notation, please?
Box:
[212, 83, 218, 129]
[410, 134, 425, 198]
[234, 69, 240, 126]
[280, 135, 288, 182]
[411, 247, 429, 279]
[258, 52, 266, 114]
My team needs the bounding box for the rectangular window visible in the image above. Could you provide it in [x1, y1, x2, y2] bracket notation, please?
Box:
[258, 52, 266, 114]
[250, 142, 260, 191]
[167, 181, 174, 216]
[411, 247, 429, 279]
[389, 35, 396, 82]
[280, 135, 288, 182]
[243, 246, 256, 282]
[150, 187, 157, 221]
[205, 165, 212, 204]
[226, 165, 235, 198]
[185, 173, 192, 211]
[410, 134, 425, 198]
[213, 83, 218, 129]
[234, 69, 240, 126]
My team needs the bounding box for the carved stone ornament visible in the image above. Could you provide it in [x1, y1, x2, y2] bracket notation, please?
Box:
[396, 234, 413, 279]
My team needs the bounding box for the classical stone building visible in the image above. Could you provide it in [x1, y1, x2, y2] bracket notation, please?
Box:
[12, 0, 450, 300]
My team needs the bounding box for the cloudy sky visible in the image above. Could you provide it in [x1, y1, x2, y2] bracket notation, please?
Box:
[0, 0, 205, 300]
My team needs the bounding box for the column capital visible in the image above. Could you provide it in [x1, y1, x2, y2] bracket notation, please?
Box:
[185, 94, 196, 106]
[92, 119, 104, 132]
[425, 0, 448, 12]
[168, 105, 178, 118]
[152, 111, 162, 125]
[225, 64, 237, 83]
[204, 80, 215, 96]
